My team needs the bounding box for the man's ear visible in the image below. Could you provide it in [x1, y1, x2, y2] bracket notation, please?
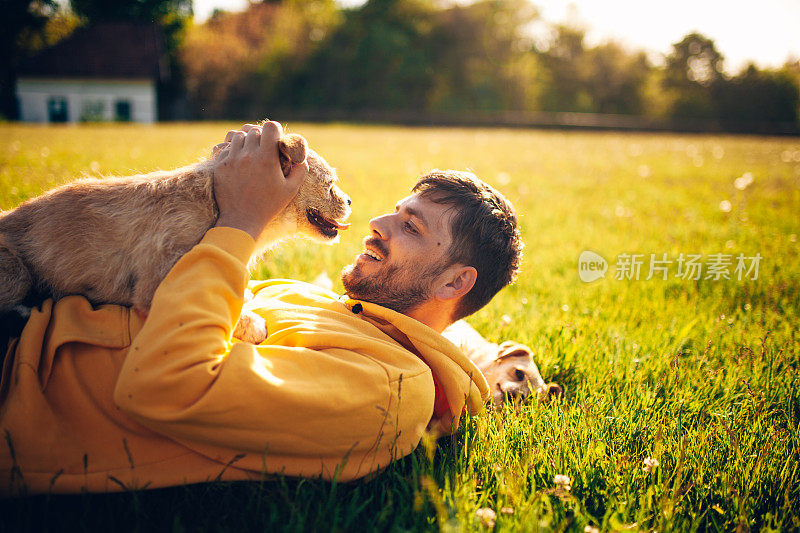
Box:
[434, 265, 477, 302]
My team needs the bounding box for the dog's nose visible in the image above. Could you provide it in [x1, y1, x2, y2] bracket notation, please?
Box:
[505, 386, 529, 402]
[547, 383, 563, 399]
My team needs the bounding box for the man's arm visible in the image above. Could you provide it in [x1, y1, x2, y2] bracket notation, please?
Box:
[111, 126, 422, 474]
[114, 121, 306, 447]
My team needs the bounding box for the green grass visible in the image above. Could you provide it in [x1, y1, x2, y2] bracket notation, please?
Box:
[1, 123, 799, 531]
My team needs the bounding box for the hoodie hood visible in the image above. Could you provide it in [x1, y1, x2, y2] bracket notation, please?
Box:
[343, 298, 490, 435]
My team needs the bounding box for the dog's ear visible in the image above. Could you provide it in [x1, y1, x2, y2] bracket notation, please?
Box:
[497, 341, 534, 361]
[277, 134, 308, 177]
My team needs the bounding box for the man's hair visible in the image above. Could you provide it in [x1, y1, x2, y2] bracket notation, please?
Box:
[412, 170, 522, 321]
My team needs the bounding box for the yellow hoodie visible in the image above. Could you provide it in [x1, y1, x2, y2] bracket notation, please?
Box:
[0, 227, 488, 495]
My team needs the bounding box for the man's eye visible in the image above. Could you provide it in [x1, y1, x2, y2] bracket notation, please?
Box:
[404, 221, 418, 234]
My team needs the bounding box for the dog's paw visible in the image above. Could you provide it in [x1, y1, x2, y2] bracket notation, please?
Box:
[233, 310, 267, 344]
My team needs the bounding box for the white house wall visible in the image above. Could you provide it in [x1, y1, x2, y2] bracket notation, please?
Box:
[16, 78, 157, 123]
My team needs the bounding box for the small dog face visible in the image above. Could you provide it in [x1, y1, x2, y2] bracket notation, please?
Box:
[478, 342, 562, 408]
[215, 133, 352, 243]
[293, 148, 351, 243]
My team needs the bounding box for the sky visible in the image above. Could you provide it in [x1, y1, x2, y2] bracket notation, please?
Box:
[192, 0, 800, 73]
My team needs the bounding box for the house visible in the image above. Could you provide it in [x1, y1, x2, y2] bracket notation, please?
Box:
[16, 23, 167, 123]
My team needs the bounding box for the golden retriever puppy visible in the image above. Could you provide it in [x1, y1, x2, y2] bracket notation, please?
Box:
[0, 133, 351, 343]
[444, 320, 562, 408]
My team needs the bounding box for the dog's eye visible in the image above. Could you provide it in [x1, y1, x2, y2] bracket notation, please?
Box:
[514, 368, 526, 381]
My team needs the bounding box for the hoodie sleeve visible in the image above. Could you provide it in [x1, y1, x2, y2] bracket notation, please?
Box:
[112, 227, 405, 458]
[113, 226, 252, 421]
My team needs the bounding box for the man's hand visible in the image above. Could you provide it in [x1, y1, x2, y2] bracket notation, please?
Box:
[212, 122, 307, 241]
[210, 123, 265, 159]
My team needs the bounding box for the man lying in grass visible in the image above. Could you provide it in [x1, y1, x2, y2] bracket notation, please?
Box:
[0, 122, 551, 496]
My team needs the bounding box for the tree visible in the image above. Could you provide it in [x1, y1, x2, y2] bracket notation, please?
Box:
[70, 0, 192, 119]
[181, 0, 543, 116]
[69, 0, 191, 24]
[173, 0, 799, 129]
[535, 25, 651, 114]
[663, 32, 724, 119]
[179, 0, 340, 118]
[0, 0, 58, 119]
[713, 64, 799, 131]
[584, 42, 650, 115]
[426, 0, 540, 112]
[180, 3, 282, 118]
[290, 0, 438, 111]
[535, 24, 593, 112]
[782, 58, 800, 89]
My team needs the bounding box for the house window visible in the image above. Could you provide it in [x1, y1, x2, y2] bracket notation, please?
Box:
[80, 100, 105, 122]
[47, 97, 68, 123]
[115, 100, 132, 122]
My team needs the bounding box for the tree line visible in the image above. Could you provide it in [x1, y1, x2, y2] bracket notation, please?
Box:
[4, 0, 799, 133]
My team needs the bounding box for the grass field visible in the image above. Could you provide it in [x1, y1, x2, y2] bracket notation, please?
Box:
[1, 122, 799, 531]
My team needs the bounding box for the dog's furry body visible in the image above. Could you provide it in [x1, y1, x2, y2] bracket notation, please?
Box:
[0, 163, 218, 311]
[0, 135, 351, 328]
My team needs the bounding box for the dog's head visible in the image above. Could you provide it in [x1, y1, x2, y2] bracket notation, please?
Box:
[212, 132, 352, 242]
[477, 341, 562, 408]
[277, 135, 351, 243]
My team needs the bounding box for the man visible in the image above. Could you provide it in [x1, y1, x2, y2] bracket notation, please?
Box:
[0, 122, 524, 495]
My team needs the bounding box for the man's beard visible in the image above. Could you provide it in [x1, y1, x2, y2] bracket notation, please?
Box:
[341, 256, 447, 315]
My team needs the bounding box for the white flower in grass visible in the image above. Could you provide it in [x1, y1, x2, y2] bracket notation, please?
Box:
[734, 172, 754, 190]
[719, 200, 732, 212]
[642, 457, 660, 473]
[475, 507, 497, 528]
[584, 526, 600, 533]
[553, 474, 572, 491]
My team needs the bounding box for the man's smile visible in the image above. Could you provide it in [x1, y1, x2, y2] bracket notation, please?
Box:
[358, 237, 388, 263]
[361, 250, 382, 261]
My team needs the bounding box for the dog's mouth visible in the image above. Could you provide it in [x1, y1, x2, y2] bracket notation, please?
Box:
[306, 208, 350, 238]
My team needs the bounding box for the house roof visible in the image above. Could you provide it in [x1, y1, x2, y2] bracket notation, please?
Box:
[18, 22, 166, 80]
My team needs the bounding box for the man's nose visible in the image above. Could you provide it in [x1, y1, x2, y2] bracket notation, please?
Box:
[369, 214, 392, 239]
